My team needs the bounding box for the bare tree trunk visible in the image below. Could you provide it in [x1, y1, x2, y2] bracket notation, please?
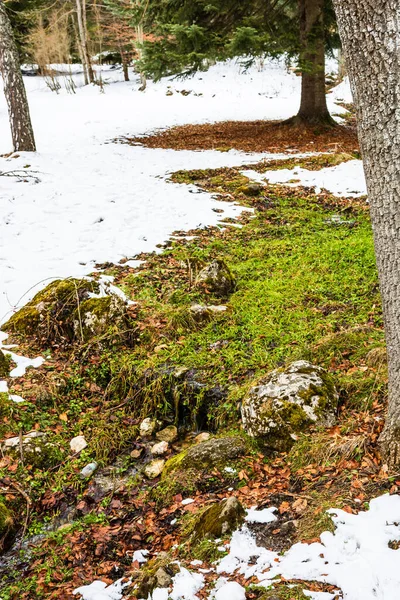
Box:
[135, 22, 146, 91]
[0, 2, 36, 152]
[294, 0, 334, 126]
[121, 52, 129, 82]
[75, 0, 94, 84]
[337, 47, 346, 83]
[332, 0, 400, 469]
[72, 13, 88, 85]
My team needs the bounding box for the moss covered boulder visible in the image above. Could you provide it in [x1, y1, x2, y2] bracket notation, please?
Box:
[163, 436, 247, 477]
[3, 278, 134, 347]
[195, 260, 235, 298]
[0, 351, 10, 378]
[241, 361, 338, 452]
[0, 501, 14, 539]
[192, 497, 245, 541]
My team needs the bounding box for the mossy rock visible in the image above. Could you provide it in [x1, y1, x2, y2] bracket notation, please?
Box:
[135, 553, 179, 598]
[0, 501, 14, 539]
[241, 361, 338, 452]
[195, 260, 236, 298]
[3, 278, 134, 348]
[163, 436, 247, 477]
[192, 497, 245, 541]
[0, 351, 10, 378]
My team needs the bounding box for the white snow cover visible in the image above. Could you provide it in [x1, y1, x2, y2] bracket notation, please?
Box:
[243, 159, 367, 198]
[170, 567, 205, 600]
[217, 493, 400, 600]
[73, 578, 127, 600]
[0, 331, 44, 402]
[0, 58, 348, 324]
[245, 506, 278, 524]
[214, 581, 246, 600]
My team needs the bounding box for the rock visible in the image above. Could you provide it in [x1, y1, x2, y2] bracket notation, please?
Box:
[140, 418, 157, 438]
[70, 435, 87, 453]
[0, 351, 10, 378]
[195, 260, 235, 298]
[2, 278, 134, 348]
[241, 360, 338, 451]
[144, 459, 165, 479]
[155, 567, 172, 588]
[238, 183, 264, 196]
[0, 502, 14, 537]
[192, 497, 245, 540]
[156, 425, 178, 443]
[151, 441, 169, 456]
[163, 436, 247, 477]
[131, 447, 143, 459]
[4, 431, 45, 450]
[194, 432, 211, 444]
[80, 462, 98, 479]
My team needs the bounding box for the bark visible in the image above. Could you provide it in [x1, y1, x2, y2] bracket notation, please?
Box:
[295, 0, 334, 125]
[76, 0, 94, 84]
[332, 0, 400, 469]
[122, 54, 129, 82]
[0, 2, 36, 152]
[337, 47, 346, 83]
[135, 22, 146, 91]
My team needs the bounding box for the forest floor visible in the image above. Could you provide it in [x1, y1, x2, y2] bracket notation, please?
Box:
[0, 59, 397, 600]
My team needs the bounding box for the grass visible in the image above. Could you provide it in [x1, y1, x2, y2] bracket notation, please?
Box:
[0, 153, 387, 598]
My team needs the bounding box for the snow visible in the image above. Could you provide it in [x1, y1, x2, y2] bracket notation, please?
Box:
[245, 506, 278, 524]
[0, 58, 348, 325]
[170, 567, 205, 600]
[73, 578, 127, 600]
[217, 493, 400, 600]
[0, 331, 44, 402]
[243, 159, 367, 198]
[214, 581, 246, 600]
[181, 498, 195, 506]
[132, 549, 149, 564]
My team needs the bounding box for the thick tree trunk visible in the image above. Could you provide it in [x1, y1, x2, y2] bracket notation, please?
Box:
[0, 2, 36, 152]
[332, 0, 400, 469]
[76, 0, 94, 84]
[295, 0, 334, 126]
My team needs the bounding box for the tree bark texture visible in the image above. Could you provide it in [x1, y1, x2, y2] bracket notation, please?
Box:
[296, 0, 333, 125]
[75, 0, 94, 84]
[333, 0, 400, 469]
[0, 1, 36, 152]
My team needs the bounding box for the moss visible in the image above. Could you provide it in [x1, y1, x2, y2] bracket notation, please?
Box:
[259, 585, 309, 600]
[4, 306, 40, 335]
[74, 297, 112, 341]
[0, 351, 11, 378]
[134, 553, 179, 598]
[0, 501, 14, 537]
[190, 497, 245, 540]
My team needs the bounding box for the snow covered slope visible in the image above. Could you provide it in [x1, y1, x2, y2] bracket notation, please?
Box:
[0, 59, 353, 323]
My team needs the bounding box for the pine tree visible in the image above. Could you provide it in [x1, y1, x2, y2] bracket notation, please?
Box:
[139, 0, 338, 126]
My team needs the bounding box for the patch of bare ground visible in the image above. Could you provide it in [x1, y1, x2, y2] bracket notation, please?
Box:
[118, 120, 359, 154]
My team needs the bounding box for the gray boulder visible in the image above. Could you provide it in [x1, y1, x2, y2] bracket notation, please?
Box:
[195, 260, 235, 297]
[241, 360, 338, 451]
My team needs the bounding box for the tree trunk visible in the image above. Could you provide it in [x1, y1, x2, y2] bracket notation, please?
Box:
[332, 0, 400, 469]
[122, 55, 129, 82]
[135, 22, 146, 91]
[0, 2, 36, 152]
[75, 0, 94, 84]
[337, 47, 346, 83]
[295, 0, 334, 126]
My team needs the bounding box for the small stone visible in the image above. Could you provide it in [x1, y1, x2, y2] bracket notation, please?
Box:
[238, 183, 264, 196]
[4, 431, 44, 449]
[151, 441, 169, 456]
[155, 567, 172, 588]
[156, 425, 178, 443]
[130, 447, 143, 459]
[140, 418, 157, 438]
[195, 260, 235, 298]
[70, 435, 87, 453]
[144, 459, 165, 479]
[80, 462, 98, 479]
[194, 432, 211, 444]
